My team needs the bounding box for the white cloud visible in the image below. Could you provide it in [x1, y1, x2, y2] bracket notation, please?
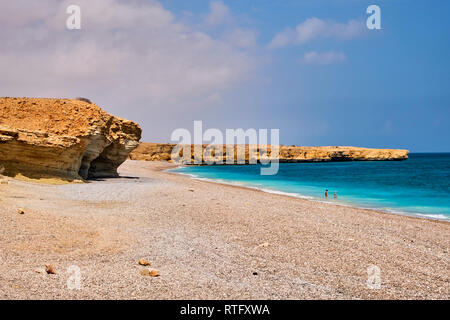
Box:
[267, 28, 296, 49]
[203, 1, 258, 49]
[224, 28, 258, 48]
[205, 1, 231, 27]
[300, 51, 346, 65]
[268, 17, 364, 49]
[0, 0, 259, 110]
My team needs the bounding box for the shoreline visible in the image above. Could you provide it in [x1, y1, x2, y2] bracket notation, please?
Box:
[166, 165, 450, 224]
[0, 160, 448, 299]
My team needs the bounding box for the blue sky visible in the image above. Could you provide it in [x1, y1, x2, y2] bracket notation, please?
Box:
[162, 0, 450, 152]
[1, 0, 449, 151]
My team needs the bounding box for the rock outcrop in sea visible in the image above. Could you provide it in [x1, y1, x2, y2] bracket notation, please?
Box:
[129, 143, 409, 163]
[0, 97, 141, 181]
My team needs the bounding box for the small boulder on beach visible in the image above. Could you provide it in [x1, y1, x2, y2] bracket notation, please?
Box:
[138, 259, 151, 266]
[45, 264, 56, 274]
[140, 268, 160, 277]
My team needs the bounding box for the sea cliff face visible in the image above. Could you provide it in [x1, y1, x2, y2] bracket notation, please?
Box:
[129, 143, 409, 164]
[277, 146, 409, 162]
[0, 97, 141, 181]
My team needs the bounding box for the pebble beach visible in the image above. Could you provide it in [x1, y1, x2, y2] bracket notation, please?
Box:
[0, 160, 448, 299]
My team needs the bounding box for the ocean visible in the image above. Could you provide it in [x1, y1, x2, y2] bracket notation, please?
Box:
[171, 153, 450, 221]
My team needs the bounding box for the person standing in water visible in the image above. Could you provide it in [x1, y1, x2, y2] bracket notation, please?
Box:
[325, 189, 328, 198]
[334, 192, 337, 199]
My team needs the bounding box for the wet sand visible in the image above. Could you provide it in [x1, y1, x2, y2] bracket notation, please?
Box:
[0, 160, 448, 299]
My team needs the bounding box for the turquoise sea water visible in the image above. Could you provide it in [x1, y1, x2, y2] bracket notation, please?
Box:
[171, 153, 450, 221]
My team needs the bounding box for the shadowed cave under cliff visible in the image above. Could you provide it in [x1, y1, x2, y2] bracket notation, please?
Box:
[78, 142, 124, 179]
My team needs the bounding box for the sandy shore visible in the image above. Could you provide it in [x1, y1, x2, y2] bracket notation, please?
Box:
[0, 160, 448, 299]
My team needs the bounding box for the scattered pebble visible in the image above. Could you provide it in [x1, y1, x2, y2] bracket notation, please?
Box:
[140, 268, 160, 277]
[253, 272, 258, 276]
[18, 209, 25, 215]
[138, 259, 151, 266]
[257, 242, 269, 248]
[45, 264, 56, 274]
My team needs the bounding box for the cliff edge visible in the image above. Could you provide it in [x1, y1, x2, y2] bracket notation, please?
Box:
[0, 97, 142, 181]
[129, 143, 409, 163]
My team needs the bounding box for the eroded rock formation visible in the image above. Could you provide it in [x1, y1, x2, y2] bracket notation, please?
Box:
[128, 143, 175, 161]
[129, 143, 409, 164]
[0, 97, 141, 181]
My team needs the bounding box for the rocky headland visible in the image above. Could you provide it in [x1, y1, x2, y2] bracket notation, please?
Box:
[129, 143, 409, 164]
[0, 97, 141, 181]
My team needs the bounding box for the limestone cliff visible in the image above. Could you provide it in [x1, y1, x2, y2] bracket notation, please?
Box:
[129, 143, 409, 164]
[0, 97, 141, 181]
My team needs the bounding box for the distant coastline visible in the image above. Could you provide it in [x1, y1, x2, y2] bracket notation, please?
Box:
[129, 142, 409, 164]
